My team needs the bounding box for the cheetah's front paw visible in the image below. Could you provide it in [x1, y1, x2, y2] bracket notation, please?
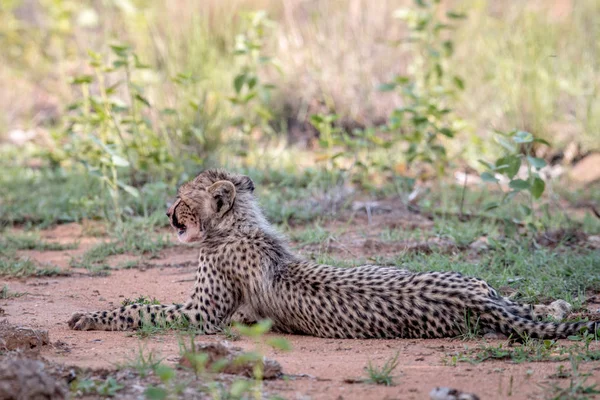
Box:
[68, 312, 97, 330]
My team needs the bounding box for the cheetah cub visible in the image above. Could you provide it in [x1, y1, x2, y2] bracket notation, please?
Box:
[69, 169, 597, 339]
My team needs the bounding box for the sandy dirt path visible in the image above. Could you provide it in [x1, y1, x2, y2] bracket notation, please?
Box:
[3, 260, 599, 400]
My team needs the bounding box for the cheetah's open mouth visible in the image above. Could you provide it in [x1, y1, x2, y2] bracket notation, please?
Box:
[171, 208, 186, 236]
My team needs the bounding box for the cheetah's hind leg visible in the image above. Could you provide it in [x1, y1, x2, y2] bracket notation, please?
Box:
[497, 297, 573, 321]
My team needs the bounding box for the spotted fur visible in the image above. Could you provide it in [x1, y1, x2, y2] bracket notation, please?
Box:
[69, 169, 598, 339]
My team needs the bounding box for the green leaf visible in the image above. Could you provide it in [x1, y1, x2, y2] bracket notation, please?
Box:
[233, 73, 246, 94]
[266, 337, 292, 351]
[520, 205, 532, 216]
[234, 319, 272, 337]
[118, 182, 140, 198]
[144, 387, 168, 400]
[133, 54, 150, 69]
[478, 160, 495, 170]
[111, 155, 130, 167]
[71, 75, 94, 85]
[161, 108, 177, 115]
[229, 380, 252, 397]
[106, 80, 122, 95]
[527, 156, 547, 170]
[247, 75, 258, 90]
[483, 201, 500, 211]
[533, 137, 551, 146]
[481, 172, 499, 183]
[233, 352, 261, 365]
[135, 94, 151, 107]
[210, 358, 230, 373]
[442, 41, 454, 56]
[509, 179, 530, 191]
[530, 176, 545, 199]
[309, 114, 324, 125]
[110, 43, 130, 56]
[241, 92, 257, 103]
[154, 364, 175, 383]
[113, 60, 127, 68]
[513, 130, 534, 144]
[497, 136, 516, 152]
[453, 76, 465, 90]
[438, 127, 454, 137]
[496, 155, 521, 179]
[378, 82, 397, 92]
[446, 11, 467, 19]
[394, 76, 411, 85]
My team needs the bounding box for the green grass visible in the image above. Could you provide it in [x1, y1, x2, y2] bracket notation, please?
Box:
[378, 227, 432, 243]
[70, 219, 173, 271]
[387, 241, 600, 306]
[0, 255, 67, 277]
[544, 355, 600, 399]
[447, 331, 600, 366]
[364, 352, 400, 386]
[0, 167, 105, 227]
[288, 223, 332, 246]
[135, 314, 197, 339]
[117, 346, 163, 379]
[0, 232, 78, 251]
[71, 377, 124, 397]
[0, 285, 27, 299]
[252, 167, 352, 225]
[121, 295, 161, 307]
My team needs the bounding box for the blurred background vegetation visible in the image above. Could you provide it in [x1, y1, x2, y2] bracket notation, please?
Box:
[0, 0, 599, 227]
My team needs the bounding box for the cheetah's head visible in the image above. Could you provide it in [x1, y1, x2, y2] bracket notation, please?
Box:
[166, 169, 255, 243]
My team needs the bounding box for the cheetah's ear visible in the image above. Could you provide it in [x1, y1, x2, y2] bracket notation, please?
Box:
[236, 175, 255, 193]
[207, 180, 236, 217]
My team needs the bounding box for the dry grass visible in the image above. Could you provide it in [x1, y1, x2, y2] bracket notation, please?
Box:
[1, 0, 598, 157]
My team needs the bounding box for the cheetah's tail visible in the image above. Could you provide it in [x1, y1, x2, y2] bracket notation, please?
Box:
[498, 311, 599, 339]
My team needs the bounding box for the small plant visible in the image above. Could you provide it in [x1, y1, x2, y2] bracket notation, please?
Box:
[144, 364, 187, 400]
[221, 325, 241, 341]
[229, 319, 292, 399]
[0, 285, 27, 299]
[121, 295, 161, 307]
[0, 255, 66, 278]
[0, 233, 79, 251]
[479, 129, 550, 229]
[65, 44, 156, 219]
[136, 313, 195, 339]
[228, 11, 280, 157]
[364, 352, 400, 386]
[545, 353, 600, 399]
[71, 377, 124, 397]
[118, 346, 163, 378]
[178, 334, 210, 377]
[380, 0, 467, 176]
[458, 309, 481, 340]
[309, 113, 383, 184]
[449, 333, 600, 366]
[63, 43, 213, 221]
[71, 220, 172, 271]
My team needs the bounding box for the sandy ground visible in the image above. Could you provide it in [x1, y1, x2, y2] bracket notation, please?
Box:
[1, 222, 599, 399]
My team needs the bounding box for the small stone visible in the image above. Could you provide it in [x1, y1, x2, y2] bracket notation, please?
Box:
[430, 387, 480, 400]
[469, 237, 489, 252]
[588, 235, 600, 249]
[0, 358, 67, 399]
